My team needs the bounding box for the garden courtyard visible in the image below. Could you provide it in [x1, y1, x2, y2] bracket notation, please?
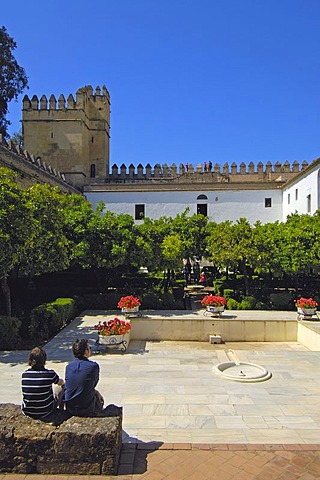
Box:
[1, 309, 320, 479]
[1, 309, 320, 445]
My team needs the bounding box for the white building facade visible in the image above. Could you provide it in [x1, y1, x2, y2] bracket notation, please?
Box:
[282, 160, 320, 221]
[85, 187, 283, 224]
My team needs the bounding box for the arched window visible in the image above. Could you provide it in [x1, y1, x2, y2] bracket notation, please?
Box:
[197, 194, 208, 200]
[197, 194, 208, 216]
[90, 164, 96, 178]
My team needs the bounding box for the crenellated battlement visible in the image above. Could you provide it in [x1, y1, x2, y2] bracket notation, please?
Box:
[23, 85, 110, 112]
[0, 134, 80, 194]
[103, 160, 309, 184]
[22, 85, 111, 186]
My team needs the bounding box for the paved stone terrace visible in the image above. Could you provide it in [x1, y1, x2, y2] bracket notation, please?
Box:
[1, 309, 320, 478]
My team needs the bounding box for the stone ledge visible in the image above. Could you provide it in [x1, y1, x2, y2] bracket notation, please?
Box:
[0, 403, 122, 475]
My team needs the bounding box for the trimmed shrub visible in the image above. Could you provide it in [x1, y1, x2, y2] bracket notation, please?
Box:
[270, 292, 293, 310]
[0, 316, 21, 349]
[74, 293, 120, 311]
[29, 298, 75, 342]
[227, 298, 239, 310]
[223, 289, 235, 300]
[239, 296, 257, 310]
[255, 301, 270, 310]
[238, 300, 252, 310]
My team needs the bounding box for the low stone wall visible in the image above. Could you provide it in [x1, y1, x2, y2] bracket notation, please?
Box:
[130, 314, 298, 342]
[0, 403, 122, 475]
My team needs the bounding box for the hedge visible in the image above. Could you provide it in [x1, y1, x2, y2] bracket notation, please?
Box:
[0, 316, 22, 349]
[29, 298, 75, 342]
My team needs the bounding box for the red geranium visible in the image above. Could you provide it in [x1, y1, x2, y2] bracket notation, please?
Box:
[201, 295, 227, 307]
[94, 318, 131, 336]
[117, 295, 141, 309]
[295, 297, 318, 309]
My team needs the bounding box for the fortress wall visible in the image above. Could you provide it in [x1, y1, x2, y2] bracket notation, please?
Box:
[0, 135, 81, 194]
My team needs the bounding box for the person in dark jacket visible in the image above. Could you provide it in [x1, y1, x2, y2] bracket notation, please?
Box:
[64, 338, 104, 416]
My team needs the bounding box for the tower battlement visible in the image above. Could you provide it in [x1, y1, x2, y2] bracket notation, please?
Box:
[22, 85, 110, 187]
[101, 160, 308, 184]
[23, 85, 110, 116]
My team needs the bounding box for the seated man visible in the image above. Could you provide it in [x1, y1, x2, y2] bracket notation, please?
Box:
[21, 347, 64, 420]
[64, 338, 104, 416]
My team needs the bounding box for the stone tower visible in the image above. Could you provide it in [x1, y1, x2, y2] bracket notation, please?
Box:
[22, 85, 110, 187]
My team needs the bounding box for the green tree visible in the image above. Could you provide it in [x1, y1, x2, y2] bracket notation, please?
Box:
[170, 210, 209, 260]
[0, 26, 28, 138]
[0, 168, 32, 315]
[21, 184, 69, 276]
[65, 201, 140, 289]
[9, 128, 23, 148]
[206, 220, 235, 276]
[276, 213, 320, 287]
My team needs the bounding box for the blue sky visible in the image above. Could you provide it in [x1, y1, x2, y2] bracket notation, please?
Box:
[2, 0, 320, 169]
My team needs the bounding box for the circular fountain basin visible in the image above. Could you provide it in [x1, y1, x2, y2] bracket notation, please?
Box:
[213, 361, 272, 382]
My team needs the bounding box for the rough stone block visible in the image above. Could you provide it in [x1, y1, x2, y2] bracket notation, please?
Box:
[0, 403, 122, 475]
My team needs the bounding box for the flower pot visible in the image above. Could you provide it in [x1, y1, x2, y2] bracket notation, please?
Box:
[121, 306, 140, 314]
[98, 334, 124, 345]
[206, 306, 224, 313]
[297, 307, 317, 316]
[97, 330, 131, 351]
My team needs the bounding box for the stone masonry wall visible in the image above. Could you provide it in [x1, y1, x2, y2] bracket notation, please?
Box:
[0, 403, 122, 475]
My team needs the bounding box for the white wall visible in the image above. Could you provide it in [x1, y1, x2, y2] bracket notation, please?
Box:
[282, 164, 320, 221]
[85, 188, 283, 224]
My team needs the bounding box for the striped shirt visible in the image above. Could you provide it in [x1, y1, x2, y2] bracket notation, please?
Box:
[21, 368, 59, 419]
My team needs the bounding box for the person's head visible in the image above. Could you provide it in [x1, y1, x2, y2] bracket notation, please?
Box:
[72, 339, 90, 359]
[28, 347, 47, 370]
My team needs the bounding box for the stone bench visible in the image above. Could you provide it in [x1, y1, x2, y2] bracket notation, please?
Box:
[0, 403, 122, 475]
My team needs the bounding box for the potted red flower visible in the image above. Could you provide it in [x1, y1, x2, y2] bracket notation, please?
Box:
[117, 295, 141, 315]
[94, 318, 131, 347]
[295, 297, 318, 317]
[201, 295, 227, 315]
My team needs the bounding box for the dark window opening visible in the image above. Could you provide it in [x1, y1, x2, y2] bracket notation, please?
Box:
[307, 194, 311, 213]
[265, 198, 272, 208]
[197, 194, 208, 200]
[90, 164, 96, 178]
[295, 189, 298, 200]
[197, 204, 207, 216]
[91, 137, 94, 143]
[135, 204, 145, 220]
[50, 132, 54, 138]
[288, 193, 290, 204]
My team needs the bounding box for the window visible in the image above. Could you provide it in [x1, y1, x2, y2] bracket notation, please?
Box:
[135, 204, 145, 220]
[197, 204, 207, 216]
[295, 189, 298, 201]
[265, 198, 272, 208]
[90, 164, 96, 178]
[91, 137, 94, 143]
[307, 194, 311, 213]
[50, 132, 54, 138]
[197, 194, 208, 200]
[288, 193, 290, 204]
